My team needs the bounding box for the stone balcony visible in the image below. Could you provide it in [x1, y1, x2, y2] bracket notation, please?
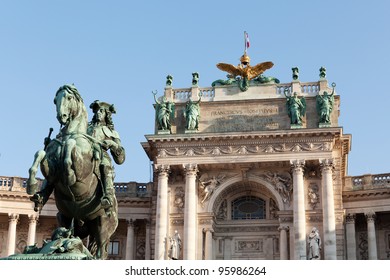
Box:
[0, 176, 153, 198]
[344, 173, 390, 191]
[164, 80, 328, 104]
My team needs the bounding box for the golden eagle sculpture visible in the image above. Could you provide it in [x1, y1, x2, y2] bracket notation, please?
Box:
[213, 33, 275, 91]
[216, 53, 274, 91]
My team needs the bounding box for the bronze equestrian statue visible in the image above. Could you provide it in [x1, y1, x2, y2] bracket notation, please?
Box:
[26, 84, 125, 259]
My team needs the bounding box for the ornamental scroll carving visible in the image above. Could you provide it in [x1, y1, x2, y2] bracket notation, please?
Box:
[157, 142, 333, 158]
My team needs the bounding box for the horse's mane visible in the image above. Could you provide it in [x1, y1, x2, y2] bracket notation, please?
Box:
[55, 84, 84, 103]
[55, 84, 88, 133]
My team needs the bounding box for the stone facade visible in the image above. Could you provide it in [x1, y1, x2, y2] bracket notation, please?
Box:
[1, 77, 390, 260]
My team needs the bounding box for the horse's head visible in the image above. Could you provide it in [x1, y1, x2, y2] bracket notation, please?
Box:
[54, 85, 88, 133]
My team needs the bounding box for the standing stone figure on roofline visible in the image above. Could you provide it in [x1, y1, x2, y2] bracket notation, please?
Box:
[192, 72, 199, 86]
[292, 67, 299, 80]
[153, 91, 175, 132]
[184, 92, 202, 131]
[166, 75, 173, 87]
[284, 89, 306, 126]
[87, 100, 126, 213]
[316, 82, 335, 125]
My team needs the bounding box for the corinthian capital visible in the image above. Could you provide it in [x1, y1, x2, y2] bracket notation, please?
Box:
[345, 213, 356, 224]
[290, 159, 305, 173]
[365, 210, 376, 223]
[183, 163, 198, 176]
[319, 158, 334, 171]
[154, 164, 169, 174]
[8, 213, 19, 223]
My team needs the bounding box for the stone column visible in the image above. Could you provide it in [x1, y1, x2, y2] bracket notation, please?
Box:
[203, 228, 214, 260]
[125, 219, 135, 259]
[145, 219, 151, 260]
[154, 164, 170, 260]
[27, 215, 38, 246]
[6, 213, 19, 256]
[345, 213, 357, 260]
[365, 211, 378, 260]
[183, 163, 198, 260]
[290, 159, 306, 260]
[320, 158, 337, 260]
[278, 226, 289, 260]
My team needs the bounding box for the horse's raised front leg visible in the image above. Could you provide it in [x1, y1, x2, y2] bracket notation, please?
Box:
[27, 150, 46, 195]
[64, 138, 77, 186]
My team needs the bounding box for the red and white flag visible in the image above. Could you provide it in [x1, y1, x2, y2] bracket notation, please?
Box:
[244, 31, 250, 50]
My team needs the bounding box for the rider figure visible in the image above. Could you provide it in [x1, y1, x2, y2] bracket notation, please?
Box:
[87, 100, 125, 212]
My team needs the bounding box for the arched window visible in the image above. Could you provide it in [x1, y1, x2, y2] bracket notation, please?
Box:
[231, 196, 266, 220]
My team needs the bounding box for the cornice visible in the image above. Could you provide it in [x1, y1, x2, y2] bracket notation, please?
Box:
[0, 191, 31, 201]
[145, 127, 343, 145]
[343, 189, 390, 201]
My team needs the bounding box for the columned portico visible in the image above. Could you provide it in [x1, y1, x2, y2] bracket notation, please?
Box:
[291, 159, 306, 260]
[154, 164, 170, 260]
[345, 213, 356, 260]
[125, 219, 135, 259]
[145, 219, 151, 260]
[203, 228, 214, 260]
[27, 214, 38, 246]
[183, 163, 198, 260]
[278, 226, 289, 260]
[365, 210, 377, 260]
[320, 158, 337, 259]
[6, 213, 19, 256]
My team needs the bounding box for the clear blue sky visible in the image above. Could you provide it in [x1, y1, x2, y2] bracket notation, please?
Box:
[1, 0, 389, 183]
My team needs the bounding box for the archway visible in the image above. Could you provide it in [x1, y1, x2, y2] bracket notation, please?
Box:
[207, 176, 286, 260]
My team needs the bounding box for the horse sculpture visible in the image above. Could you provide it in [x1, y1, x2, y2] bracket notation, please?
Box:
[26, 84, 119, 260]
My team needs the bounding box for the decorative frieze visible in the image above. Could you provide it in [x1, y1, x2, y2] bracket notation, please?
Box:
[170, 219, 184, 225]
[157, 142, 333, 158]
[236, 240, 262, 252]
[199, 219, 213, 225]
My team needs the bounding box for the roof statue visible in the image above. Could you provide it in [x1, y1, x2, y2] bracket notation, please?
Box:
[214, 32, 274, 91]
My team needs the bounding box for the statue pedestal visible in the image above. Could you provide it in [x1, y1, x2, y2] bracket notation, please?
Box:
[290, 124, 303, 129]
[157, 130, 171, 135]
[319, 122, 331, 128]
[185, 129, 198, 134]
[2, 252, 92, 260]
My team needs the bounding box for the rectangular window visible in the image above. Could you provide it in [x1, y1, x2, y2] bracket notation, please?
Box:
[108, 241, 120, 255]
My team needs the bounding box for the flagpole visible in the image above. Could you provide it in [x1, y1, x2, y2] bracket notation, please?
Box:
[244, 31, 246, 54]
